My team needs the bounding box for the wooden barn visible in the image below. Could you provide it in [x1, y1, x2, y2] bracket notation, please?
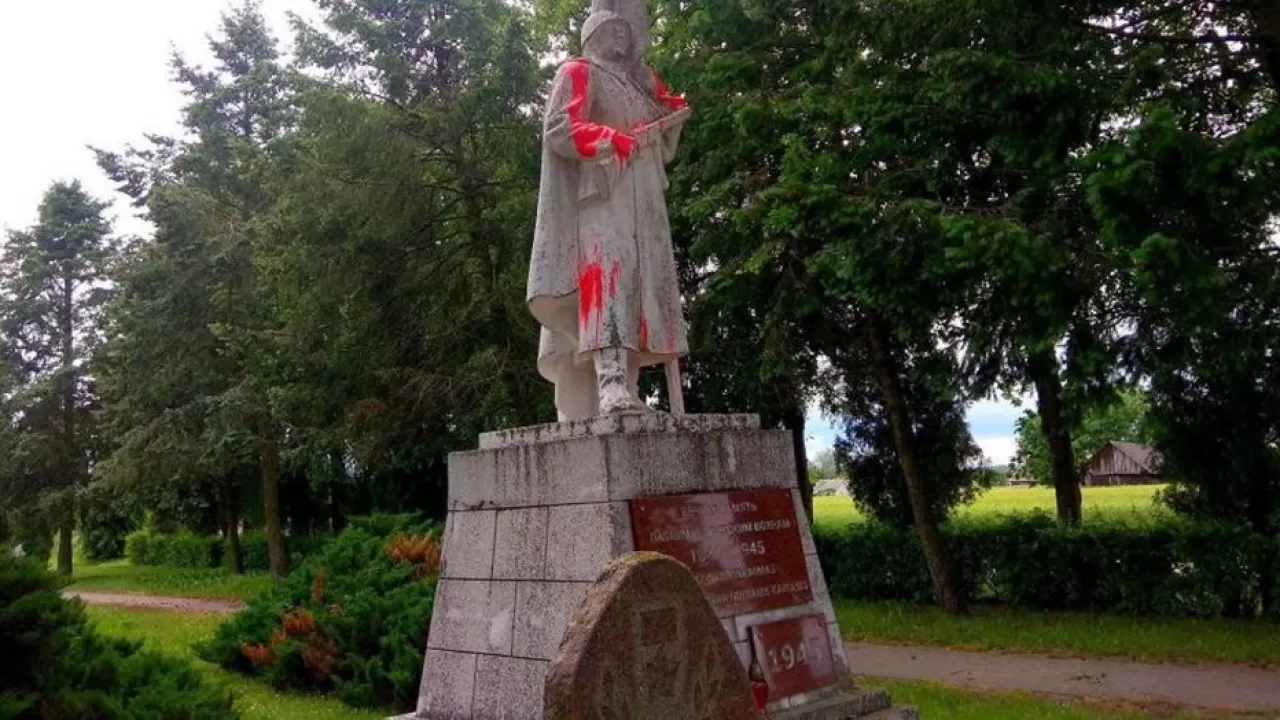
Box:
[1081, 441, 1164, 486]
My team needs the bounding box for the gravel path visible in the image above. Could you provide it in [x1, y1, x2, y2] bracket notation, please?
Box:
[65, 590, 246, 614]
[848, 642, 1280, 713]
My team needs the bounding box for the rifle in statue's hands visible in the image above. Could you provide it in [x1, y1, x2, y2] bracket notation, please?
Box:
[581, 106, 692, 202]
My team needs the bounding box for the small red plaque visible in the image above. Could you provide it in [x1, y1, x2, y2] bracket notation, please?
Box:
[749, 614, 839, 699]
[630, 489, 812, 616]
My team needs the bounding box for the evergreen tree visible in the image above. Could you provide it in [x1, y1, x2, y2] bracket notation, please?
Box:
[97, 1, 296, 577]
[0, 181, 116, 575]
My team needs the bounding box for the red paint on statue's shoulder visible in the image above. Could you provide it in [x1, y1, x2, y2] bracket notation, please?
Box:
[579, 260, 605, 326]
[565, 61, 603, 158]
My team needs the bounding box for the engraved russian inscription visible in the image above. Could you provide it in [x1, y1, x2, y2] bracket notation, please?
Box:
[630, 489, 813, 616]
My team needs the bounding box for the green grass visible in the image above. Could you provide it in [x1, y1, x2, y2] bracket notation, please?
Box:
[867, 677, 1252, 719]
[813, 484, 1168, 532]
[87, 606, 382, 720]
[837, 600, 1280, 668]
[67, 559, 273, 600]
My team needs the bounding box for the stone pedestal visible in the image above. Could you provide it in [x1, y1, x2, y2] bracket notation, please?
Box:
[400, 414, 914, 719]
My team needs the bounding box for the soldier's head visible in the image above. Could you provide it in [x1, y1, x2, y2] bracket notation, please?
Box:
[590, 0, 650, 63]
[582, 10, 631, 63]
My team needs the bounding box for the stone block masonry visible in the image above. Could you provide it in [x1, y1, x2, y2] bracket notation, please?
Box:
[401, 415, 912, 719]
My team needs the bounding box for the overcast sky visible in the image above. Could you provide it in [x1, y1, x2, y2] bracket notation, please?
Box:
[0, 0, 1023, 465]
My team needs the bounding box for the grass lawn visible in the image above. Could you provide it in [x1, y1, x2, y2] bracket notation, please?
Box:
[837, 600, 1280, 668]
[67, 559, 273, 601]
[869, 677, 1256, 719]
[87, 606, 382, 720]
[813, 484, 1168, 532]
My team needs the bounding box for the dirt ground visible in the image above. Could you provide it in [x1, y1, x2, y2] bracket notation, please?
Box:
[65, 590, 245, 614]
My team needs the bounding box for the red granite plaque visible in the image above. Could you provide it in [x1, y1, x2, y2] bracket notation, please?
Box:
[630, 489, 812, 616]
[749, 614, 839, 699]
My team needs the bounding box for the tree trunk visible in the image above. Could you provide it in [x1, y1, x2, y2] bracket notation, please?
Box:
[220, 476, 244, 574]
[778, 386, 813, 522]
[259, 416, 288, 579]
[57, 523, 73, 576]
[862, 313, 966, 614]
[1029, 352, 1082, 525]
[58, 275, 76, 577]
[329, 451, 348, 534]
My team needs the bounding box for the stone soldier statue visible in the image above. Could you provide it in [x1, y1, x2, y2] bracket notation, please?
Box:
[527, 1, 691, 420]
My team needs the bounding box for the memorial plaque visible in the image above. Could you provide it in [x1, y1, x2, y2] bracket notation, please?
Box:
[630, 489, 812, 616]
[749, 614, 839, 700]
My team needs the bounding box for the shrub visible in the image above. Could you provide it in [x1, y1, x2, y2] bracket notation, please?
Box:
[815, 513, 1279, 619]
[125, 530, 160, 566]
[126, 530, 221, 568]
[0, 552, 237, 719]
[199, 514, 440, 712]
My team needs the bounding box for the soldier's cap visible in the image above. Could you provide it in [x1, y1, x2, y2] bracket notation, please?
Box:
[582, 9, 628, 48]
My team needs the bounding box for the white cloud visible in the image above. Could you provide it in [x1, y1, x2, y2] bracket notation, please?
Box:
[975, 436, 1017, 467]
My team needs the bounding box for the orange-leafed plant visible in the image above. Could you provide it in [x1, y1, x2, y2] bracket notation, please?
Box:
[281, 608, 317, 637]
[299, 634, 343, 681]
[385, 533, 442, 578]
[240, 642, 275, 668]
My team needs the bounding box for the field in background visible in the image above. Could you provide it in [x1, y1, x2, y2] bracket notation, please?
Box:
[813, 484, 1167, 532]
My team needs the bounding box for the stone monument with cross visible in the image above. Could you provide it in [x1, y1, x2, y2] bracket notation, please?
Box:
[398, 0, 915, 717]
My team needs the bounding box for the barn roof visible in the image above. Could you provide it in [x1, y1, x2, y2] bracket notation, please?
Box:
[1104, 441, 1161, 475]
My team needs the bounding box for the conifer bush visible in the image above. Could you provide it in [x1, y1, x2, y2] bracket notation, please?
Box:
[0, 553, 237, 719]
[198, 514, 440, 712]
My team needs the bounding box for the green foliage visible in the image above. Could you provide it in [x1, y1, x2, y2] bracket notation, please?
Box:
[79, 493, 143, 561]
[816, 515, 1278, 619]
[0, 553, 237, 719]
[199, 515, 439, 712]
[833, 368, 996, 527]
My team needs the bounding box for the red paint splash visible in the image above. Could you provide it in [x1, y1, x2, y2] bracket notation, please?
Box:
[565, 61, 634, 161]
[578, 260, 605, 327]
[607, 260, 622, 298]
[639, 314, 650, 350]
[652, 71, 688, 111]
[613, 131, 636, 161]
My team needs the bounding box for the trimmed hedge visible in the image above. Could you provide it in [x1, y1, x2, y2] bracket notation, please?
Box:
[815, 513, 1280, 619]
[126, 529, 332, 572]
[126, 530, 223, 568]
